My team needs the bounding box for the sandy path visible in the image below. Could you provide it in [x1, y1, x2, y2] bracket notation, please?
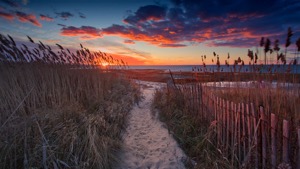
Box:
[115, 81, 186, 169]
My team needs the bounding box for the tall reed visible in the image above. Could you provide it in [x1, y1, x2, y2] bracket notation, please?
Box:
[0, 34, 139, 169]
[152, 27, 300, 168]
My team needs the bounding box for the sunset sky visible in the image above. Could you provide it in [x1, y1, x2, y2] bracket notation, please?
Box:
[0, 0, 299, 65]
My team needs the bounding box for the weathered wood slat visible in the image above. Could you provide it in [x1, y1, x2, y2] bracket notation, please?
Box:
[260, 106, 267, 169]
[246, 104, 251, 157]
[180, 85, 299, 169]
[282, 119, 289, 164]
[271, 113, 278, 169]
[222, 99, 226, 150]
[241, 103, 246, 160]
[297, 128, 300, 169]
[251, 103, 258, 169]
[234, 103, 239, 164]
[226, 100, 230, 155]
[237, 103, 241, 162]
[231, 101, 235, 166]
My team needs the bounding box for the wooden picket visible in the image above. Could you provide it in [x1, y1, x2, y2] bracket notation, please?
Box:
[177, 83, 299, 168]
[271, 113, 278, 169]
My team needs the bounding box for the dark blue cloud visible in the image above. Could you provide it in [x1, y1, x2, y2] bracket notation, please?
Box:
[57, 23, 66, 27]
[78, 12, 86, 19]
[55, 11, 74, 20]
[170, 0, 282, 20]
[0, 0, 19, 7]
[99, 0, 300, 48]
[123, 5, 167, 24]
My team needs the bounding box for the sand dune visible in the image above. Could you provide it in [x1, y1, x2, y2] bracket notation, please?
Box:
[115, 81, 186, 169]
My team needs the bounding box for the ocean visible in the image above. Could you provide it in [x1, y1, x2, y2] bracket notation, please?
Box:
[128, 65, 300, 74]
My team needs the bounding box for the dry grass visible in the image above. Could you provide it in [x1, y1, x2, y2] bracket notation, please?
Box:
[153, 79, 299, 168]
[210, 85, 300, 120]
[151, 27, 300, 168]
[0, 34, 140, 169]
[152, 88, 232, 169]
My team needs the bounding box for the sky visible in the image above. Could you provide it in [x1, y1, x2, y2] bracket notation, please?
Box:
[0, 0, 300, 65]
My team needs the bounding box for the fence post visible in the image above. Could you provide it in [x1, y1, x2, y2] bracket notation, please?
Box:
[231, 102, 235, 166]
[251, 103, 258, 169]
[297, 128, 300, 169]
[201, 85, 204, 117]
[237, 103, 241, 163]
[197, 84, 201, 119]
[282, 119, 289, 164]
[271, 113, 278, 169]
[214, 96, 216, 121]
[234, 103, 240, 164]
[259, 106, 267, 169]
[192, 85, 196, 114]
[206, 88, 211, 118]
[217, 97, 221, 146]
[246, 104, 251, 157]
[241, 103, 246, 161]
[222, 99, 226, 151]
[226, 100, 230, 156]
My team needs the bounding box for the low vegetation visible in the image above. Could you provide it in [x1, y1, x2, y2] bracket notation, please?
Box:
[0, 34, 140, 169]
[152, 88, 231, 169]
[152, 27, 300, 168]
[1, 26, 299, 168]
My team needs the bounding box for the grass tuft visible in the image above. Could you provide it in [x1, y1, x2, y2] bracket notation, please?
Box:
[152, 88, 232, 169]
[0, 63, 140, 169]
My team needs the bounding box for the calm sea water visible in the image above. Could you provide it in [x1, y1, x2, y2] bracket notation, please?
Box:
[128, 65, 300, 74]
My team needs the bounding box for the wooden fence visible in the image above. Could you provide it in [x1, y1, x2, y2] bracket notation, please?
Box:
[178, 83, 300, 169]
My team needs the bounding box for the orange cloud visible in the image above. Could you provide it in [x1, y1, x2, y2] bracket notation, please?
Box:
[98, 0, 300, 49]
[159, 43, 186, 47]
[102, 25, 179, 47]
[0, 11, 14, 20]
[40, 14, 53, 21]
[60, 26, 102, 39]
[124, 39, 135, 44]
[16, 11, 42, 27]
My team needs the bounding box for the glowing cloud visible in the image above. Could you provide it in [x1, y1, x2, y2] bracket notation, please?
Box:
[99, 0, 300, 48]
[159, 43, 187, 48]
[123, 5, 166, 24]
[15, 11, 42, 27]
[40, 14, 54, 21]
[61, 26, 102, 39]
[112, 53, 153, 65]
[124, 39, 135, 44]
[0, 11, 14, 20]
[102, 24, 179, 47]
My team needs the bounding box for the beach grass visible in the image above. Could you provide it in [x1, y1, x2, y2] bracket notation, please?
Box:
[1, 26, 299, 168]
[0, 63, 140, 169]
[0, 33, 140, 168]
[151, 27, 300, 168]
[152, 88, 232, 169]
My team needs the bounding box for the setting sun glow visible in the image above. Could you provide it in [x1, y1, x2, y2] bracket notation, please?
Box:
[101, 62, 109, 67]
[0, 0, 299, 65]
